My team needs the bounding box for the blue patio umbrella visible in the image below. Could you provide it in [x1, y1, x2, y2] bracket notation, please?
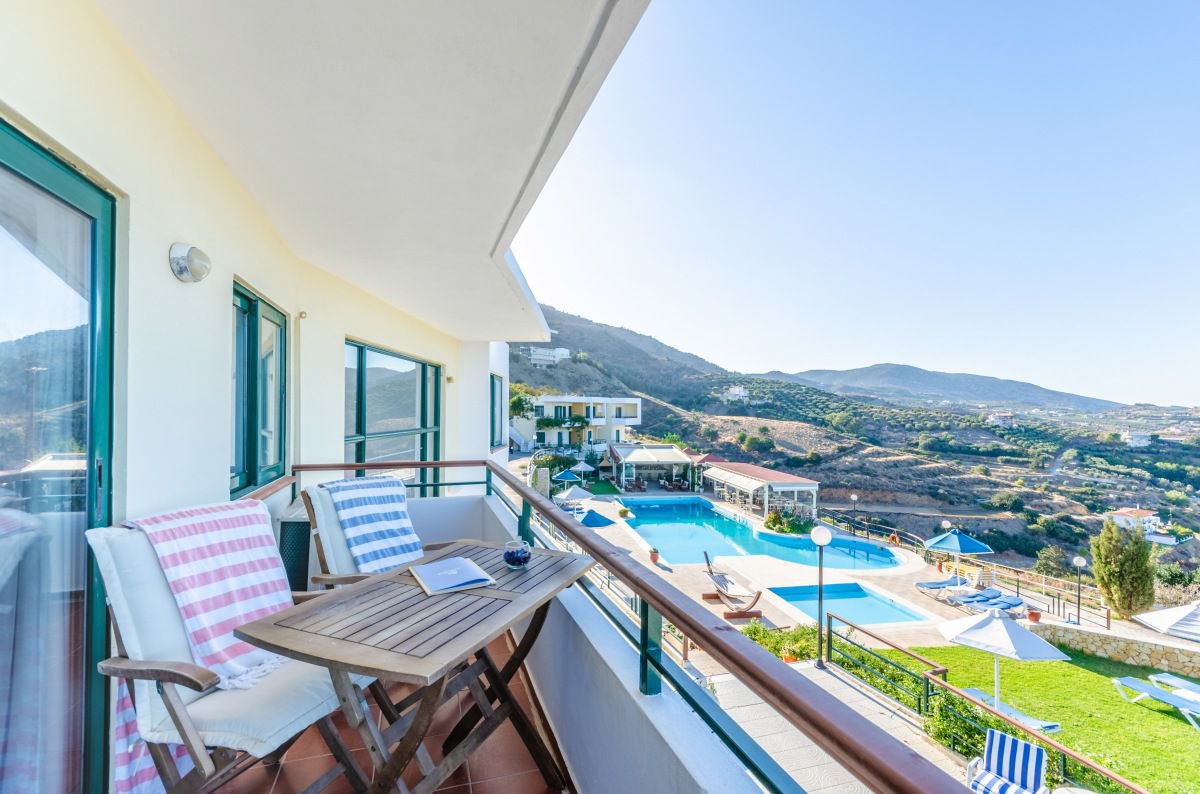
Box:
[579, 510, 614, 528]
[924, 528, 994, 578]
[551, 470, 581, 483]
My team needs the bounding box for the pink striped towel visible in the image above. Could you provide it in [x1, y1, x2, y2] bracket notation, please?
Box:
[112, 499, 295, 793]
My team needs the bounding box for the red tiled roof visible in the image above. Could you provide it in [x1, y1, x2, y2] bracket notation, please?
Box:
[1110, 507, 1155, 518]
[705, 461, 818, 485]
[688, 452, 726, 464]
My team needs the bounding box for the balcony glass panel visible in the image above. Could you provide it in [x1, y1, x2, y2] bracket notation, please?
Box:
[258, 313, 284, 468]
[344, 343, 358, 436]
[364, 350, 419, 433]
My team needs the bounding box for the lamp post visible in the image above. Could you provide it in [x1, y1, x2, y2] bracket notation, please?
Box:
[849, 493, 859, 527]
[812, 524, 833, 669]
[1072, 555, 1087, 624]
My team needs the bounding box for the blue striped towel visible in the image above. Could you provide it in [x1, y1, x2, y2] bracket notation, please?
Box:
[319, 476, 423, 573]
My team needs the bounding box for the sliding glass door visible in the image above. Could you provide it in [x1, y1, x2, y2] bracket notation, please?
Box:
[0, 120, 113, 793]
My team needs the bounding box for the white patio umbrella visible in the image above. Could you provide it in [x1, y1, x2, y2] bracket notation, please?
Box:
[569, 461, 596, 474]
[555, 485, 593, 503]
[938, 608, 1069, 709]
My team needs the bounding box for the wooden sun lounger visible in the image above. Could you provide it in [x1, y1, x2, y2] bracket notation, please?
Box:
[701, 552, 762, 619]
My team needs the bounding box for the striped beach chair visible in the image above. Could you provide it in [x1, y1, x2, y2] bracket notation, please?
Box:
[966, 729, 1049, 794]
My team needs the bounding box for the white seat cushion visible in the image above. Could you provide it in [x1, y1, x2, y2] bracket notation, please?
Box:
[144, 660, 371, 758]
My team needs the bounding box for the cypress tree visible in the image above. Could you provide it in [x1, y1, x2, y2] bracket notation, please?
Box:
[1090, 519, 1155, 619]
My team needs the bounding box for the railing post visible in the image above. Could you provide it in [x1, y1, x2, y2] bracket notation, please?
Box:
[825, 613, 833, 665]
[639, 598, 662, 696]
[518, 500, 533, 545]
[485, 467, 493, 496]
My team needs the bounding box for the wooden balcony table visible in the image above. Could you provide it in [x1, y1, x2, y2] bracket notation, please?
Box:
[236, 540, 593, 794]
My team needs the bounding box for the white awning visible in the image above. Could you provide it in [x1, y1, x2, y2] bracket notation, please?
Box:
[614, 445, 692, 465]
[703, 468, 764, 494]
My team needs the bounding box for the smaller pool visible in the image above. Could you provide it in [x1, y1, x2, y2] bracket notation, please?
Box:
[770, 583, 925, 625]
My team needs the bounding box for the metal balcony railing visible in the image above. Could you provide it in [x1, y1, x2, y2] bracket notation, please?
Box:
[292, 458, 963, 793]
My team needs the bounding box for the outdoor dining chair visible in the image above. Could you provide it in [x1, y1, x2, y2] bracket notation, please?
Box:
[302, 478, 463, 722]
[86, 525, 369, 793]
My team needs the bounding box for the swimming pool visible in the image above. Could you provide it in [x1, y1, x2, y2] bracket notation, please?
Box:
[619, 497, 899, 570]
[770, 583, 925, 625]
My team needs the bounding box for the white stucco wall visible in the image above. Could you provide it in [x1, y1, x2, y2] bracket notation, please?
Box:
[0, 0, 501, 518]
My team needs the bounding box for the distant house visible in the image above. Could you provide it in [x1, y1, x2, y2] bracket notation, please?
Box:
[1124, 431, 1152, 448]
[1145, 528, 1190, 547]
[520, 346, 570, 368]
[1158, 433, 1189, 444]
[721, 384, 750, 402]
[987, 412, 1016, 429]
[511, 394, 641, 451]
[1106, 507, 1163, 533]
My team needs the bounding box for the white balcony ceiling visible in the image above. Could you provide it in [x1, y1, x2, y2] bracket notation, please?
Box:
[95, 0, 646, 341]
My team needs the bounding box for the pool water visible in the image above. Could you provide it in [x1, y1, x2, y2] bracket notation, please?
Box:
[771, 583, 925, 625]
[620, 497, 899, 570]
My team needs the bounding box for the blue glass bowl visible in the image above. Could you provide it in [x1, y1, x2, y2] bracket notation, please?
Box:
[504, 542, 532, 570]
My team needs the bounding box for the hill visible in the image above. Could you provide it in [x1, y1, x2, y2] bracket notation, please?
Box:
[759, 363, 1123, 414]
[510, 306, 1199, 562]
[511, 305, 724, 404]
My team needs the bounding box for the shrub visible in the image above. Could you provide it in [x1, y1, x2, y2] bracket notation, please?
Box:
[741, 620, 819, 660]
[1165, 490, 1191, 507]
[972, 464, 991, 476]
[509, 393, 534, 419]
[742, 435, 774, 453]
[1156, 563, 1192, 587]
[984, 492, 1025, 512]
[785, 451, 823, 467]
[1091, 519, 1155, 619]
[1033, 546, 1072, 578]
[617, 507, 630, 518]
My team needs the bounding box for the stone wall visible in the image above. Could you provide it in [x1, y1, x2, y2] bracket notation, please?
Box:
[1029, 622, 1200, 676]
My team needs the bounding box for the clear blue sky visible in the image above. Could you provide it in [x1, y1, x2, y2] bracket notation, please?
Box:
[513, 1, 1200, 407]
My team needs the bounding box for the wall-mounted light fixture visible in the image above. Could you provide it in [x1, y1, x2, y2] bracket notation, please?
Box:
[169, 243, 212, 283]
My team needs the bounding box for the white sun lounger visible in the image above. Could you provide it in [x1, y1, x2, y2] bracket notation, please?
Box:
[962, 688, 1060, 733]
[1113, 676, 1200, 730]
[1149, 672, 1200, 700]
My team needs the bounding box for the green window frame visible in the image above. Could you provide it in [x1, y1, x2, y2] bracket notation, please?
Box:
[230, 283, 287, 496]
[489, 373, 505, 448]
[344, 340, 441, 493]
[1, 118, 115, 794]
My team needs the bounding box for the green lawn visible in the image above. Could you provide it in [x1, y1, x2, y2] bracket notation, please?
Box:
[882, 645, 1198, 793]
[586, 479, 621, 495]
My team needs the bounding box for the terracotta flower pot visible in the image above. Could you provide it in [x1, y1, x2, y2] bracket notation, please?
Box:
[1027, 610, 1041, 623]
[649, 550, 660, 564]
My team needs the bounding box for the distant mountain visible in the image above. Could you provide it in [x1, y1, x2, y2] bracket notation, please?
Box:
[758, 363, 1123, 413]
[511, 305, 724, 404]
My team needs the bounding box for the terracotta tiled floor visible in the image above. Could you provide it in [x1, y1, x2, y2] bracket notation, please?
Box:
[219, 636, 567, 794]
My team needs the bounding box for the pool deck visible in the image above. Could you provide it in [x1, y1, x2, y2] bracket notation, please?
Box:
[569, 490, 965, 648]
